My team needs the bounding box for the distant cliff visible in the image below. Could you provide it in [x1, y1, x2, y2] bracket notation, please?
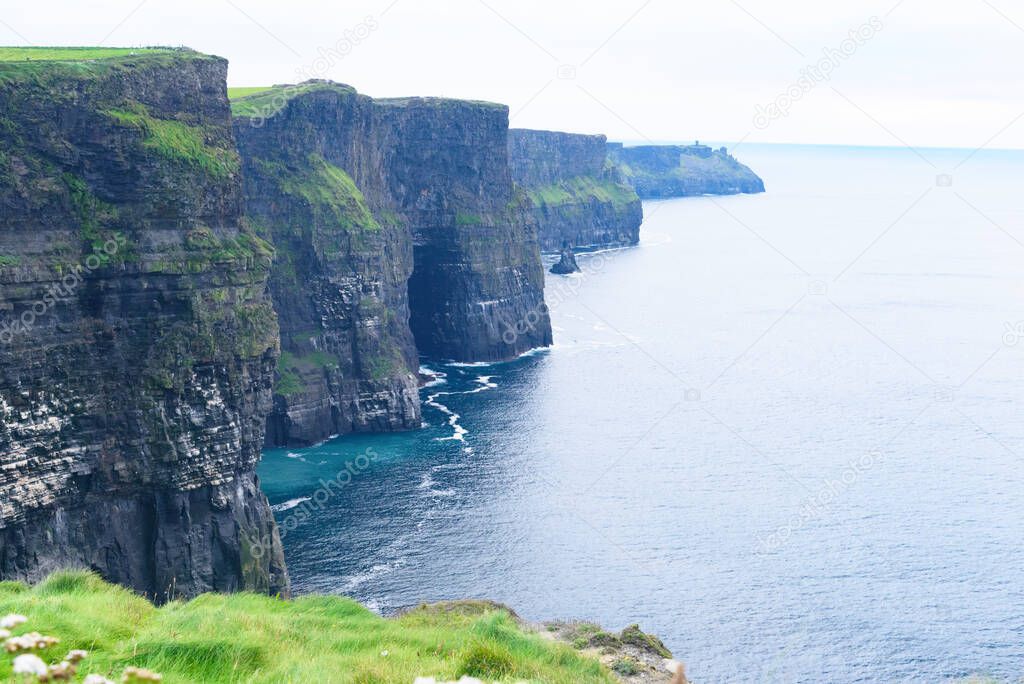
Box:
[510, 129, 642, 251]
[0, 49, 288, 599]
[607, 143, 764, 198]
[232, 82, 551, 445]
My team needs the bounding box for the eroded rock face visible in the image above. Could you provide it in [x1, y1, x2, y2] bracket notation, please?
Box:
[386, 101, 552, 361]
[509, 129, 643, 251]
[233, 84, 422, 447]
[0, 50, 288, 600]
[607, 143, 765, 198]
[233, 83, 551, 437]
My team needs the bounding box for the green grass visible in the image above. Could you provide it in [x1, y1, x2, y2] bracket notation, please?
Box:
[0, 47, 171, 62]
[230, 82, 356, 118]
[0, 571, 615, 683]
[455, 211, 484, 227]
[274, 367, 303, 396]
[227, 86, 274, 100]
[0, 48, 217, 89]
[525, 176, 639, 208]
[266, 154, 380, 234]
[275, 350, 342, 397]
[104, 102, 240, 180]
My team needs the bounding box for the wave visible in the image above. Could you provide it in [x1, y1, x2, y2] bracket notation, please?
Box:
[419, 365, 448, 387]
[272, 496, 312, 512]
[341, 559, 406, 592]
[423, 375, 499, 442]
[418, 470, 457, 498]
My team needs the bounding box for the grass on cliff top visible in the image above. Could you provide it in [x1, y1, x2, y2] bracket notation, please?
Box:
[375, 95, 507, 111]
[0, 571, 615, 683]
[0, 48, 216, 86]
[0, 47, 173, 62]
[227, 86, 274, 99]
[230, 81, 357, 118]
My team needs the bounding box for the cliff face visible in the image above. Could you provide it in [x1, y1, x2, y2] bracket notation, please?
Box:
[607, 143, 765, 198]
[233, 84, 421, 447]
[233, 83, 550, 404]
[0, 50, 288, 600]
[382, 100, 551, 361]
[509, 129, 642, 251]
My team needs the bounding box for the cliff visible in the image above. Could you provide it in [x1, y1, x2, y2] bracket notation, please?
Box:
[380, 98, 552, 361]
[509, 129, 642, 251]
[232, 83, 551, 446]
[0, 48, 288, 600]
[607, 143, 765, 198]
[233, 83, 421, 447]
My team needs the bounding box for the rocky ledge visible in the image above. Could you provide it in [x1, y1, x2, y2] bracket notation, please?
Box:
[401, 601, 687, 683]
[608, 142, 764, 198]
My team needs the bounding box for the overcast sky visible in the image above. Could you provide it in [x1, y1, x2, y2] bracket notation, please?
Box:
[4, 0, 1023, 149]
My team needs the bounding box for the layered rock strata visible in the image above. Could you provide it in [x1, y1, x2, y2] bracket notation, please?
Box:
[0, 49, 288, 599]
[232, 82, 552, 444]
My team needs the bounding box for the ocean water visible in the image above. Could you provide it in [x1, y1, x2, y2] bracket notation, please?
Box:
[259, 143, 1024, 683]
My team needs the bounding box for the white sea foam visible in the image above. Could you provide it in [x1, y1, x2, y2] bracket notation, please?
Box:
[418, 468, 457, 498]
[272, 497, 311, 512]
[419, 365, 448, 387]
[342, 561, 404, 592]
[424, 391, 467, 442]
[424, 374, 498, 441]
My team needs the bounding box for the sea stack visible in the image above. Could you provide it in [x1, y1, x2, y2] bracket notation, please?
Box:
[550, 243, 581, 274]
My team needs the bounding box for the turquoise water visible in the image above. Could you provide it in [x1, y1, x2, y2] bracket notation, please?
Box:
[260, 143, 1024, 683]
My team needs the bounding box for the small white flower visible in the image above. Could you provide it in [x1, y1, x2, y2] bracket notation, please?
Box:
[0, 614, 27, 629]
[66, 648, 89, 662]
[380, 649, 389, 657]
[84, 675, 116, 684]
[12, 653, 48, 676]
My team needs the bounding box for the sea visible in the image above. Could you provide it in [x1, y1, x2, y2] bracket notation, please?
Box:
[260, 143, 1024, 683]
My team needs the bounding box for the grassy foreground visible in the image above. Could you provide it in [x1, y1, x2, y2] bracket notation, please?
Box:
[0, 571, 615, 683]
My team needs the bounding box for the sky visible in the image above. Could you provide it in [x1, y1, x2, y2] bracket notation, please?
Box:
[2, 0, 1023, 149]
